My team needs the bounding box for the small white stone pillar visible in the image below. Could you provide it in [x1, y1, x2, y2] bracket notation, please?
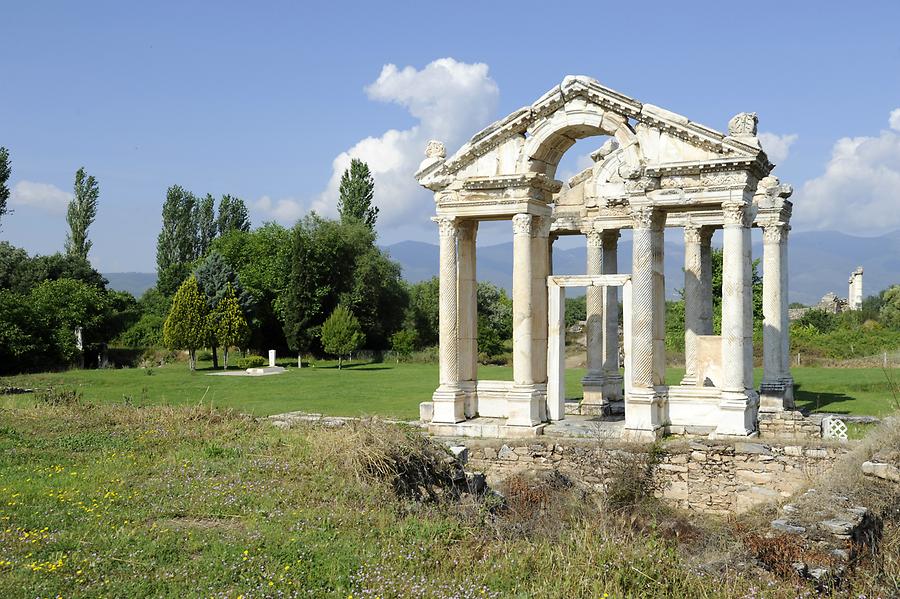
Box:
[682, 224, 703, 386]
[432, 216, 465, 423]
[624, 206, 665, 440]
[760, 222, 787, 411]
[717, 201, 756, 435]
[582, 227, 605, 410]
[268, 350, 276, 368]
[507, 214, 542, 427]
[848, 267, 863, 311]
[601, 230, 623, 407]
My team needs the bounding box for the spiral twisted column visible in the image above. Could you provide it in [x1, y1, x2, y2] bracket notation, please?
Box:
[431, 216, 464, 423]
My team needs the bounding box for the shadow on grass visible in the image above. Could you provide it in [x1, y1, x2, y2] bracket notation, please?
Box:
[315, 363, 394, 371]
[793, 383, 858, 414]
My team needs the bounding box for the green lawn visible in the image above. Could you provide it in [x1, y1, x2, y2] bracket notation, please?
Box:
[4, 361, 897, 419]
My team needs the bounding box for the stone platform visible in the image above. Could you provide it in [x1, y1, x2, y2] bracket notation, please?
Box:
[429, 414, 624, 440]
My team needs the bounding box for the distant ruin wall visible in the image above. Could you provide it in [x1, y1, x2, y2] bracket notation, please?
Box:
[464, 439, 849, 514]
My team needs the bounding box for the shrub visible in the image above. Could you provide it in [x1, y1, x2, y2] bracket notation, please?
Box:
[604, 444, 666, 511]
[237, 355, 266, 369]
[36, 386, 82, 406]
[196, 349, 214, 362]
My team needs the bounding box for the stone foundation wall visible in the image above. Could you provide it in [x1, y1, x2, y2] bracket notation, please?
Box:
[758, 410, 823, 440]
[463, 438, 849, 514]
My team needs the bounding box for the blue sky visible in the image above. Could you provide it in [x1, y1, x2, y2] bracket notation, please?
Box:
[2, 1, 899, 271]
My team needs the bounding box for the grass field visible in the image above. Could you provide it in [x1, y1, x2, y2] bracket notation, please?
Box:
[4, 360, 898, 418]
[4, 402, 890, 599]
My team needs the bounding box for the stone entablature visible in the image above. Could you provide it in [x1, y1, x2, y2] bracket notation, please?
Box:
[416, 75, 795, 441]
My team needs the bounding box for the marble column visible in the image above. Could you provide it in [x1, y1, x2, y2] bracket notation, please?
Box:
[682, 224, 703, 386]
[760, 222, 786, 411]
[699, 227, 714, 338]
[624, 206, 664, 440]
[531, 217, 551, 386]
[717, 201, 756, 435]
[651, 213, 667, 387]
[508, 213, 541, 426]
[780, 225, 795, 406]
[601, 230, 624, 407]
[582, 227, 605, 410]
[432, 216, 464, 423]
[457, 221, 478, 417]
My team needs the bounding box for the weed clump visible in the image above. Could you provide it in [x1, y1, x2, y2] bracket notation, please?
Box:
[36, 386, 82, 406]
[605, 444, 666, 511]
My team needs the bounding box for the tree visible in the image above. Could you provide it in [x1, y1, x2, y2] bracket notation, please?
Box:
[157, 185, 197, 296]
[338, 158, 378, 228]
[339, 246, 408, 350]
[194, 251, 253, 367]
[65, 167, 100, 260]
[390, 328, 416, 362]
[0, 147, 10, 230]
[209, 283, 250, 369]
[880, 285, 900, 329]
[217, 195, 250, 235]
[29, 278, 110, 366]
[163, 276, 209, 370]
[195, 194, 217, 257]
[320, 305, 363, 369]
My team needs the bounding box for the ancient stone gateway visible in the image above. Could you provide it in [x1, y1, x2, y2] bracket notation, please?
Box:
[415, 76, 794, 440]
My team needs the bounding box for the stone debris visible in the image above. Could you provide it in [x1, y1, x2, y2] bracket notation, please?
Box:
[861, 460, 900, 482]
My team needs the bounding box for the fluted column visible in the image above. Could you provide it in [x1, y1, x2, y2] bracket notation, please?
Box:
[582, 227, 605, 409]
[682, 224, 703, 386]
[431, 216, 464, 423]
[601, 230, 623, 407]
[717, 201, 755, 435]
[624, 205, 664, 440]
[508, 213, 542, 426]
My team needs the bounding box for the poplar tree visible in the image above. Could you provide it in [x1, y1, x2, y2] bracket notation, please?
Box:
[65, 168, 100, 260]
[194, 251, 253, 367]
[320, 305, 364, 369]
[163, 276, 209, 370]
[337, 159, 378, 229]
[156, 185, 197, 296]
[0, 147, 10, 231]
[217, 195, 250, 235]
[209, 283, 250, 369]
[195, 194, 217, 257]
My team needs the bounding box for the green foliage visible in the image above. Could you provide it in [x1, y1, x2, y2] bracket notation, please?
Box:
[390, 328, 416, 361]
[163, 276, 210, 370]
[564, 294, 586, 329]
[320, 305, 364, 368]
[217, 194, 250, 235]
[36, 386, 82, 406]
[208, 284, 250, 369]
[337, 158, 378, 228]
[29, 278, 112, 364]
[0, 146, 10, 229]
[237, 354, 267, 369]
[195, 193, 217, 257]
[156, 185, 198, 296]
[790, 322, 900, 361]
[403, 277, 440, 349]
[665, 300, 686, 353]
[281, 215, 404, 354]
[118, 314, 165, 348]
[65, 167, 100, 260]
[880, 285, 900, 329]
[795, 308, 837, 333]
[0, 290, 46, 373]
[0, 242, 107, 294]
[193, 251, 253, 313]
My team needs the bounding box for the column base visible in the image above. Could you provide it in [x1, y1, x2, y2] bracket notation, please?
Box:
[715, 389, 758, 436]
[759, 380, 788, 413]
[431, 386, 465, 423]
[506, 384, 546, 427]
[582, 373, 624, 414]
[781, 376, 795, 409]
[601, 373, 624, 404]
[581, 373, 606, 411]
[623, 386, 666, 440]
[680, 373, 699, 386]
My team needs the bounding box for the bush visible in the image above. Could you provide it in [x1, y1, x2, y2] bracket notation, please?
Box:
[237, 355, 267, 369]
[196, 349, 214, 362]
[36, 386, 82, 406]
[604, 444, 665, 511]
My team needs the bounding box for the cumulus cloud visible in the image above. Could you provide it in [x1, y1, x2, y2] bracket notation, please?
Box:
[253, 195, 306, 223]
[758, 132, 798, 164]
[315, 58, 500, 234]
[10, 180, 71, 213]
[795, 109, 900, 234]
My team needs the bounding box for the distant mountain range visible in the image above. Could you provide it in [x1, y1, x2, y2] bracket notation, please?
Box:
[104, 230, 900, 306]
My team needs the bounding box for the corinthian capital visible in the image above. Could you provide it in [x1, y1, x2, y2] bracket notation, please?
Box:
[629, 205, 663, 230]
[435, 216, 458, 238]
[762, 223, 787, 244]
[512, 213, 533, 236]
[722, 201, 751, 228]
[585, 228, 604, 248]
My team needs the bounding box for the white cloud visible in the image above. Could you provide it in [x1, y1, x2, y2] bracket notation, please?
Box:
[758, 132, 798, 164]
[252, 195, 306, 223]
[315, 58, 500, 233]
[890, 108, 900, 132]
[10, 180, 71, 214]
[795, 110, 900, 234]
